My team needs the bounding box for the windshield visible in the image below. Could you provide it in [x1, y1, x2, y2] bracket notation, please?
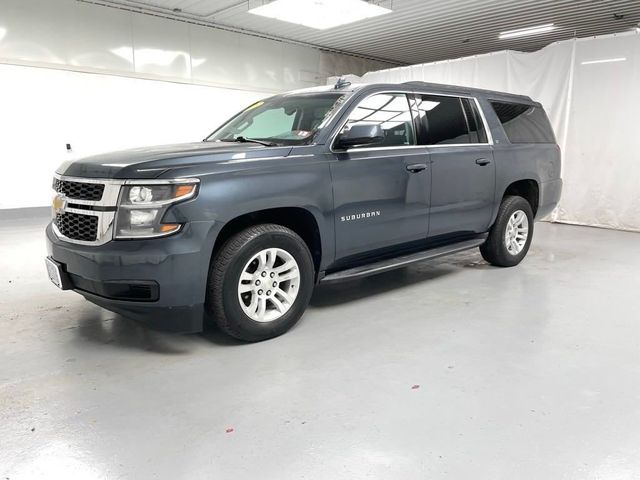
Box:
[205, 93, 347, 146]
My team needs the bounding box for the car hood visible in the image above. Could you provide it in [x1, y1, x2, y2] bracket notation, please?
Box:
[55, 142, 294, 179]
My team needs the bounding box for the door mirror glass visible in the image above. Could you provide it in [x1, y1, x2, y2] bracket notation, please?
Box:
[336, 123, 384, 148]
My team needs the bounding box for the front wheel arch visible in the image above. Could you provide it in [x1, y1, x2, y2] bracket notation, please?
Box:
[211, 207, 323, 276]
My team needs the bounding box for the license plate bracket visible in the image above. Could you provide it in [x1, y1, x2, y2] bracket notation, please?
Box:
[45, 257, 72, 290]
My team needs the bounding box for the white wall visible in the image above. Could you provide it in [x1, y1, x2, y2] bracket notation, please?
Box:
[0, 0, 391, 92]
[0, 63, 265, 209]
[0, 0, 392, 210]
[335, 32, 640, 232]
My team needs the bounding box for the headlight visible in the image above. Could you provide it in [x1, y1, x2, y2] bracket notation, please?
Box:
[129, 186, 154, 203]
[114, 179, 199, 239]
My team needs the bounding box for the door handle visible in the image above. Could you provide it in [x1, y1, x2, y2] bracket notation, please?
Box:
[475, 158, 491, 166]
[406, 163, 428, 173]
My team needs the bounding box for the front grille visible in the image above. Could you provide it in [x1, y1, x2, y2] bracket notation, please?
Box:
[53, 178, 104, 201]
[55, 212, 98, 242]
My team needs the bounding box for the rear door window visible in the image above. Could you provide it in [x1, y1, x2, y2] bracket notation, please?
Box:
[490, 101, 556, 144]
[415, 94, 478, 145]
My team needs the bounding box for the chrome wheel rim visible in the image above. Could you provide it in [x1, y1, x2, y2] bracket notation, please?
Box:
[238, 248, 300, 323]
[504, 210, 529, 255]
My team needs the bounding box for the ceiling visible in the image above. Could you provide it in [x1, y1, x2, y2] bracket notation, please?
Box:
[87, 0, 640, 66]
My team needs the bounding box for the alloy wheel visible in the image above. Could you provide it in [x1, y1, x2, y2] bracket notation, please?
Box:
[504, 209, 529, 255]
[237, 248, 301, 322]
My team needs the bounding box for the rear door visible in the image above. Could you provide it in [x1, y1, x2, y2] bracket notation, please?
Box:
[330, 92, 430, 262]
[413, 93, 496, 237]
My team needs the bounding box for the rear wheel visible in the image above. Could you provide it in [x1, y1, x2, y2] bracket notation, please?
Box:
[480, 195, 534, 267]
[206, 224, 315, 342]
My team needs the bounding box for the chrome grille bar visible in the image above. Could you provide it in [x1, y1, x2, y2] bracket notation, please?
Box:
[52, 174, 125, 246]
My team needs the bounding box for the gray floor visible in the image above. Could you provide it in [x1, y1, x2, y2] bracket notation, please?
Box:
[1, 215, 640, 480]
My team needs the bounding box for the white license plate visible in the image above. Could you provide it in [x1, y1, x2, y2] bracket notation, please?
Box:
[45, 257, 64, 289]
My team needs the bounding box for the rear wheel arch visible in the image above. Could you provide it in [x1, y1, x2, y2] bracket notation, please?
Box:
[502, 179, 539, 217]
[481, 195, 534, 267]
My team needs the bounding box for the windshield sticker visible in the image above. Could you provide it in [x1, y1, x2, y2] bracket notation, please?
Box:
[294, 130, 312, 137]
[244, 101, 264, 112]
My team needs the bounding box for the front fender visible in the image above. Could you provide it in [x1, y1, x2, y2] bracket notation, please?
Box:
[166, 158, 336, 270]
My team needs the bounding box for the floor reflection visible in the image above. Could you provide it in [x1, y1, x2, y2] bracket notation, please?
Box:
[75, 310, 197, 354]
[71, 252, 485, 351]
[311, 262, 461, 307]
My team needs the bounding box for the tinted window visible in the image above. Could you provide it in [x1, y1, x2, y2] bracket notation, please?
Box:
[490, 101, 556, 144]
[341, 93, 415, 148]
[416, 95, 471, 145]
[461, 98, 488, 143]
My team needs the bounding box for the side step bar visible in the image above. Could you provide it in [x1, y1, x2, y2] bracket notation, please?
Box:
[320, 235, 487, 284]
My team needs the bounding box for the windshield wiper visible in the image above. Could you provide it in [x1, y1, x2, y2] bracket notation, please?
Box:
[220, 136, 278, 147]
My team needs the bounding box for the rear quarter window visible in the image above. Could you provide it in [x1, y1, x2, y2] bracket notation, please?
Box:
[490, 101, 556, 144]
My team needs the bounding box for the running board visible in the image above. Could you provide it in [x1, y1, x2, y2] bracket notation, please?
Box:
[320, 236, 487, 284]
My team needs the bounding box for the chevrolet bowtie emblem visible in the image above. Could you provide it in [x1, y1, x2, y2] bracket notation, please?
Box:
[52, 194, 66, 214]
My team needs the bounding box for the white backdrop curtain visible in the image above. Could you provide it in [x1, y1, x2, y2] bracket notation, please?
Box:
[335, 32, 640, 232]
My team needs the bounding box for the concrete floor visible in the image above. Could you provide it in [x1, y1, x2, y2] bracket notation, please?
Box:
[1, 215, 640, 480]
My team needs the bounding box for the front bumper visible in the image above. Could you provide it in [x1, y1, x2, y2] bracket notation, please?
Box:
[46, 220, 219, 333]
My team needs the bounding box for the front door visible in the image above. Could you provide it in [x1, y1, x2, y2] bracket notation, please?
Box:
[330, 92, 431, 262]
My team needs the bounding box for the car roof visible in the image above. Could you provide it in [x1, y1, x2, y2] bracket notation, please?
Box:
[285, 81, 535, 105]
[399, 81, 534, 104]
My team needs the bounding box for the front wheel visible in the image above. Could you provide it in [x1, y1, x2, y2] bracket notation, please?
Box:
[480, 195, 534, 267]
[206, 224, 315, 342]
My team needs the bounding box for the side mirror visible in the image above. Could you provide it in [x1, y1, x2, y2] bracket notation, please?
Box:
[335, 124, 384, 149]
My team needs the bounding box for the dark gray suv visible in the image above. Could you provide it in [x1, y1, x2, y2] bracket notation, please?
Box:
[46, 81, 562, 341]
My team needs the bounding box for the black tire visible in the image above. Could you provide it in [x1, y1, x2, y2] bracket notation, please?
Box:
[206, 224, 315, 342]
[480, 195, 534, 267]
